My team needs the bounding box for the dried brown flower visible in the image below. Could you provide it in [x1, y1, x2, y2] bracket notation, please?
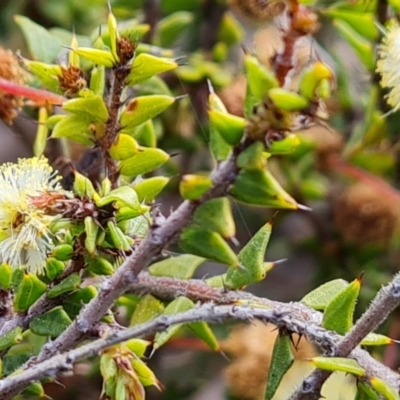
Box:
[333, 182, 399, 245]
[117, 36, 136, 64]
[58, 65, 87, 96]
[0, 47, 26, 124]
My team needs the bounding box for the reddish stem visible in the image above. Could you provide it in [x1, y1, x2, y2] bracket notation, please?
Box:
[0, 78, 66, 105]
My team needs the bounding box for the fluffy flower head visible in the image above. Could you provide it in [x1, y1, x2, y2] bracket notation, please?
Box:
[0, 157, 65, 274]
[376, 23, 400, 110]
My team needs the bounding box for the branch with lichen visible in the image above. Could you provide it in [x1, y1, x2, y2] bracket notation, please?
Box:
[289, 272, 400, 400]
[1, 298, 399, 399]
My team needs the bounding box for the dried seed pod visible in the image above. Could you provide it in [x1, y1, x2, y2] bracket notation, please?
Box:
[333, 182, 399, 245]
[0, 47, 26, 124]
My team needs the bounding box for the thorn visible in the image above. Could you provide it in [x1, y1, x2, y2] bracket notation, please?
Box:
[175, 94, 188, 101]
[237, 263, 248, 272]
[219, 350, 230, 362]
[294, 333, 303, 351]
[272, 258, 287, 267]
[297, 203, 312, 211]
[230, 236, 240, 247]
[149, 346, 157, 358]
[357, 271, 365, 283]
[207, 79, 215, 95]
[270, 211, 279, 224]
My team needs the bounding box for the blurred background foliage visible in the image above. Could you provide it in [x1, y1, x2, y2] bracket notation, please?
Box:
[1, 0, 400, 399]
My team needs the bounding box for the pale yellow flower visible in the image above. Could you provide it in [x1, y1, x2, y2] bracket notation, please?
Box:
[376, 23, 400, 111]
[0, 157, 65, 274]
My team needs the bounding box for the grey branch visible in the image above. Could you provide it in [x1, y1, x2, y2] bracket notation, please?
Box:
[0, 304, 310, 397]
[289, 272, 400, 400]
[0, 302, 399, 399]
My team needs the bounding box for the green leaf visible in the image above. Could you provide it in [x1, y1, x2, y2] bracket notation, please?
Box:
[133, 176, 170, 202]
[225, 222, 273, 289]
[120, 95, 175, 129]
[22, 60, 62, 93]
[311, 356, 365, 376]
[63, 286, 98, 319]
[208, 110, 246, 146]
[126, 339, 151, 358]
[131, 294, 165, 326]
[179, 225, 239, 267]
[154, 296, 194, 350]
[209, 124, 232, 161]
[301, 279, 349, 310]
[73, 47, 115, 67]
[188, 322, 220, 351]
[299, 62, 333, 101]
[265, 335, 294, 400]
[322, 9, 378, 40]
[157, 11, 193, 47]
[322, 277, 361, 334]
[96, 186, 140, 209]
[0, 263, 12, 290]
[218, 12, 244, 46]
[120, 148, 169, 177]
[29, 306, 72, 337]
[360, 333, 393, 346]
[47, 273, 81, 299]
[128, 53, 179, 86]
[356, 382, 380, 400]
[63, 94, 109, 123]
[179, 174, 213, 200]
[14, 15, 61, 62]
[3, 349, 31, 376]
[84, 216, 99, 255]
[51, 115, 95, 145]
[268, 134, 300, 155]
[148, 254, 205, 279]
[268, 88, 309, 111]
[13, 273, 47, 312]
[194, 197, 236, 240]
[0, 327, 23, 351]
[132, 120, 157, 147]
[333, 20, 374, 71]
[370, 377, 400, 400]
[87, 257, 115, 276]
[237, 142, 266, 171]
[244, 53, 279, 106]
[21, 382, 45, 397]
[52, 244, 74, 261]
[46, 257, 65, 280]
[230, 169, 299, 209]
[90, 66, 106, 96]
[109, 134, 139, 161]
